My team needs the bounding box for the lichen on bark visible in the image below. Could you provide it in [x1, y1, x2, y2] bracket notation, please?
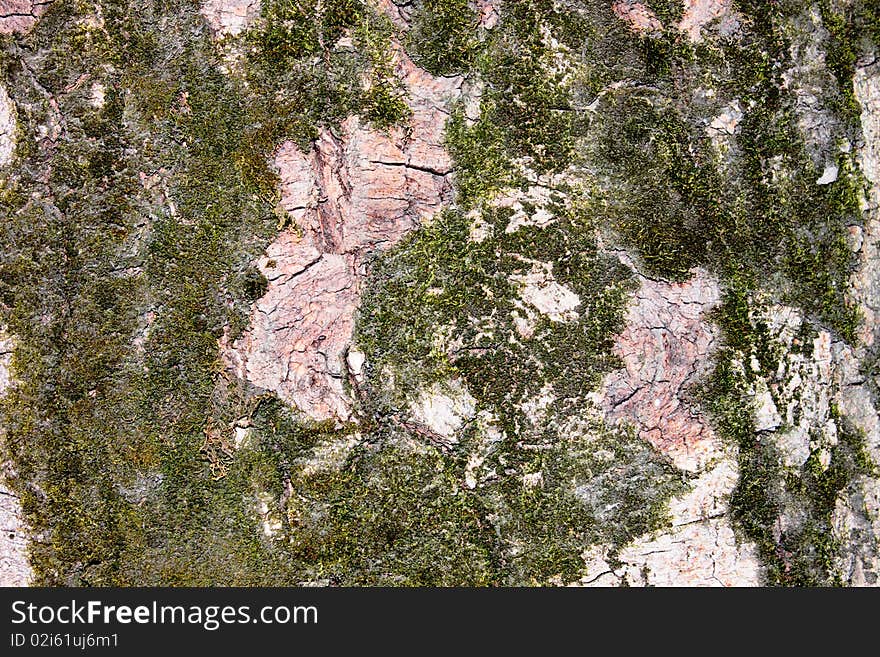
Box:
[0, 0, 878, 586]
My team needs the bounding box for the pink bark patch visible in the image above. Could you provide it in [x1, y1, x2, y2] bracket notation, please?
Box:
[221, 49, 460, 421]
[0, 0, 52, 34]
[477, 0, 501, 29]
[601, 269, 722, 471]
[612, 1, 663, 35]
[678, 0, 734, 42]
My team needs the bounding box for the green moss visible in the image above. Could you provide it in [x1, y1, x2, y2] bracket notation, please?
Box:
[586, 6, 864, 339]
[283, 441, 497, 586]
[245, 1, 409, 138]
[2, 0, 875, 587]
[481, 425, 685, 584]
[358, 200, 634, 433]
[776, 415, 874, 586]
[444, 106, 515, 207]
[355, 188, 682, 582]
[0, 0, 685, 587]
[353, 10, 412, 129]
[645, 1, 684, 26]
[246, 0, 363, 67]
[594, 93, 720, 280]
[0, 0, 352, 585]
[702, 295, 875, 586]
[479, 4, 576, 173]
[407, 0, 481, 76]
[359, 54, 411, 130]
[816, 0, 880, 128]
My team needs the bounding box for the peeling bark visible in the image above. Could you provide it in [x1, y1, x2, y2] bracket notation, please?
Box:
[600, 265, 722, 472]
[611, 1, 663, 36]
[678, 0, 738, 42]
[0, 0, 52, 35]
[222, 48, 460, 421]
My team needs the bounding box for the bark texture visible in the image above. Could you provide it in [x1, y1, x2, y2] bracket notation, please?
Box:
[0, 0, 877, 587]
